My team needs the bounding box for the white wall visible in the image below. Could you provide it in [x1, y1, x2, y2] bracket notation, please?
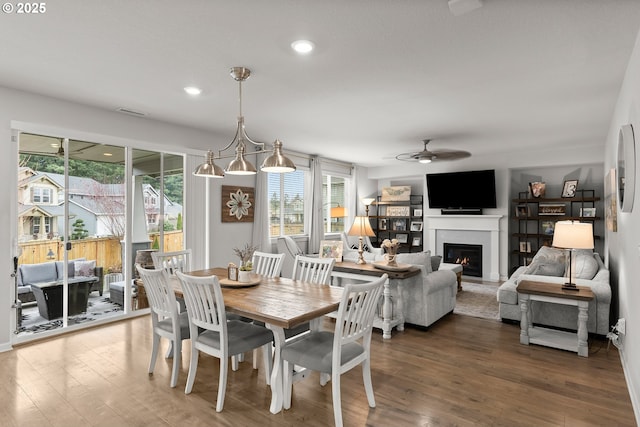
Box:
[603, 29, 640, 421]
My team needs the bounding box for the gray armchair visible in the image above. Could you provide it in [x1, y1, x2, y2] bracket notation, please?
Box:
[276, 236, 305, 278]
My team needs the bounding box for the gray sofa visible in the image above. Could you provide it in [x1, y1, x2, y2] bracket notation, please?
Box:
[343, 249, 457, 328]
[18, 259, 104, 304]
[497, 247, 610, 335]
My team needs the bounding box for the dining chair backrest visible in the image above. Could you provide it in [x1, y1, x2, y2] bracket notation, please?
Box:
[291, 255, 335, 285]
[135, 264, 180, 321]
[334, 276, 386, 348]
[252, 251, 285, 278]
[175, 271, 226, 336]
[152, 249, 192, 275]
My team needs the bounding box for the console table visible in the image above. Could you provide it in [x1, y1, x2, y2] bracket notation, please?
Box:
[331, 261, 421, 339]
[517, 280, 594, 357]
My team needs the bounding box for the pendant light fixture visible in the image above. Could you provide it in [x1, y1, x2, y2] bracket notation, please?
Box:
[193, 67, 296, 178]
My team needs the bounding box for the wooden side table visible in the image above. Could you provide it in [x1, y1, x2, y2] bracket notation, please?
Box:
[517, 280, 594, 357]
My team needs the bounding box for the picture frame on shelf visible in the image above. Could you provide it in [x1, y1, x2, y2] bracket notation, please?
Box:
[516, 205, 530, 217]
[386, 205, 410, 216]
[539, 203, 566, 215]
[410, 221, 423, 232]
[413, 208, 423, 217]
[381, 186, 411, 201]
[392, 219, 406, 231]
[541, 220, 555, 235]
[529, 181, 546, 198]
[561, 179, 579, 198]
[519, 241, 532, 253]
[412, 237, 422, 246]
[319, 240, 343, 261]
[580, 207, 596, 217]
[378, 218, 387, 230]
[395, 233, 409, 244]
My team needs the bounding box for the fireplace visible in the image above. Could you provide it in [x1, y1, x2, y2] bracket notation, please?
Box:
[444, 243, 483, 277]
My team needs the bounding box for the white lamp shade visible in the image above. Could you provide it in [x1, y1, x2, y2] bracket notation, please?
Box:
[552, 221, 594, 249]
[348, 216, 375, 237]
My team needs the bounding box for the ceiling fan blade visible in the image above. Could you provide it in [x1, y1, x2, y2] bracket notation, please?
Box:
[429, 150, 471, 160]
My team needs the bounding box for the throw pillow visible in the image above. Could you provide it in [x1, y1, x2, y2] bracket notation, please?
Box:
[571, 250, 599, 280]
[396, 251, 432, 273]
[524, 260, 566, 277]
[430, 255, 442, 271]
[75, 260, 96, 277]
[532, 246, 567, 265]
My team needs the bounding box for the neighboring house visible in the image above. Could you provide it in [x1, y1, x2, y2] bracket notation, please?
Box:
[17, 167, 182, 241]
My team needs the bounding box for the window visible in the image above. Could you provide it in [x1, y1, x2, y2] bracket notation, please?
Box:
[32, 217, 40, 234]
[268, 170, 305, 237]
[32, 187, 52, 203]
[44, 217, 51, 234]
[323, 175, 347, 233]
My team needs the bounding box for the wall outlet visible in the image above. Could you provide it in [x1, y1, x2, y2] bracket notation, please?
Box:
[617, 318, 626, 335]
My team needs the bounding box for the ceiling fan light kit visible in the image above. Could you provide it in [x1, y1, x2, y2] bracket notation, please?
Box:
[193, 67, 296, 178]
[395, 139, 471, 164]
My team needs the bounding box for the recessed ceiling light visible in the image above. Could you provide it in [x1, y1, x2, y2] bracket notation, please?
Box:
[184, 86, 202, 96]
[103, 152, 113, 157]
[291, 40, 315, 54]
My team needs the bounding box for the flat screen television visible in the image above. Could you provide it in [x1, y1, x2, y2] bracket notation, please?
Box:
[426, 169, 497, 211]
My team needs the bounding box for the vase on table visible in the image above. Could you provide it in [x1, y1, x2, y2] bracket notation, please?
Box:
[238, 270, 252, 283]
[384, 246, 398, 267]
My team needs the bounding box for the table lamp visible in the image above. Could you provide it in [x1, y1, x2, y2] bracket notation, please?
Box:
[551, 221, 594, 291]
[348, 216, 376, 265]
[361, 197, 376, 216]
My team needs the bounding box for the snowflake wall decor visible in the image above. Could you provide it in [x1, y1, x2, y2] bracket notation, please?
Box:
[221, 185, 254, 223]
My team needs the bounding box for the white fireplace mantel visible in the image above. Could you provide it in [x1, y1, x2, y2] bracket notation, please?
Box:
[427, 215, 502, 281]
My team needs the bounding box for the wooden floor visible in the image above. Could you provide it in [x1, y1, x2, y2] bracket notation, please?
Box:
[1, 310, 636, 426]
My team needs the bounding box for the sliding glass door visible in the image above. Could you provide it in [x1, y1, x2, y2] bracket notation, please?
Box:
[15, 133, 184, 340]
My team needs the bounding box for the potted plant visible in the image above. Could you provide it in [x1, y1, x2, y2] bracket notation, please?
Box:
[233, 243, 258, 282]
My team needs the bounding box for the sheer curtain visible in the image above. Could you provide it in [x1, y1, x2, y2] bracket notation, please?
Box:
[308, 156, 324, 254]
[251, 153, 271, 252]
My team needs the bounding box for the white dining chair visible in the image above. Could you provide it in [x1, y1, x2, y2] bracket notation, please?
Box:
[281, 274, 387, 427]
[252, 251, 285, 277]
[135, 263, 190, 388]
[291, 254, 335, 285]
[151, 249, 192, 275]
[175, 271, 274, 412]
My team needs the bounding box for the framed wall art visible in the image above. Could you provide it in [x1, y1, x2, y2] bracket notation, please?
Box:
[539, 203, 566, 215]
[222, 185, 255, 223]
[410, 221, 423, 232]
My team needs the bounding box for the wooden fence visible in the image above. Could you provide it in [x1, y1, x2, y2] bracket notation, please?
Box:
[18, 231, 184, 271]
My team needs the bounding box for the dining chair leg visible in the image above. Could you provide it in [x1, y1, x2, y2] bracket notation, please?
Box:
[149, 332, 160, 374]
[165, 341, 174, 359]
[262, 343, 272, 385]
[362, 359, 376, 407]
[216, 356, 229, 412]
[170, 338, 181, 388]
[185, 346, 199, 394]
[253, 348, 259, 370]
[231, 355, 239, 371]
[320, 372, 330, 386]
[331, 371, 343, 427]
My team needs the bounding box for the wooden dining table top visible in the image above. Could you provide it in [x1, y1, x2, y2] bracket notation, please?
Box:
[168, 268, 344, 329]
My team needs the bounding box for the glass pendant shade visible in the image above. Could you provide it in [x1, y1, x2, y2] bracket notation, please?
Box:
[261, 139, 296, 172]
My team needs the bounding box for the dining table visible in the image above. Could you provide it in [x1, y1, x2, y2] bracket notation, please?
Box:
[167, 267, 344, 414]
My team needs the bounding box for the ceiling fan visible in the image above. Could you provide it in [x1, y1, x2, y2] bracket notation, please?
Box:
[395, 139, 471, 164]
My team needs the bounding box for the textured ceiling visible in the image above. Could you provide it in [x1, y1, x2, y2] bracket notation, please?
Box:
[2, 0, 640, 167]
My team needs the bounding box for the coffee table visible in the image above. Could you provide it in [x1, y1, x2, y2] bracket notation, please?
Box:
[517, 280, 594, 357]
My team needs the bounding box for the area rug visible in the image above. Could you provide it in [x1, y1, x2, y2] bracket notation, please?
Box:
[19, 293, 123, 335]
[454, 281, 500, 320]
